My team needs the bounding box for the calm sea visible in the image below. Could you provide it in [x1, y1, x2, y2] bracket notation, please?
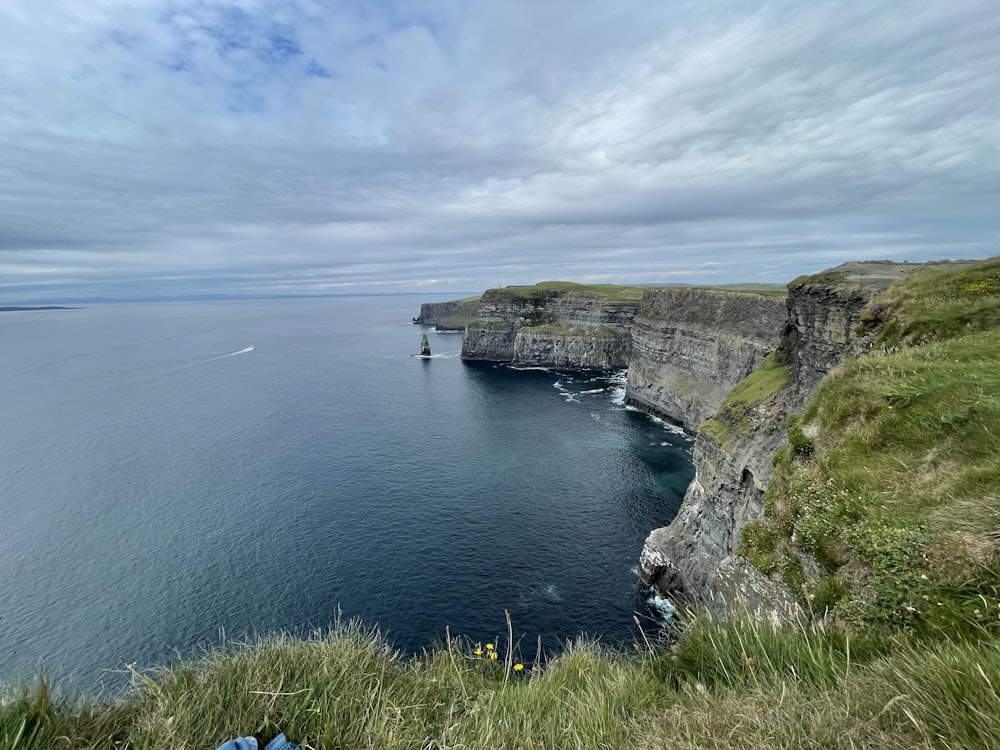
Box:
[0, 298, 692, 692]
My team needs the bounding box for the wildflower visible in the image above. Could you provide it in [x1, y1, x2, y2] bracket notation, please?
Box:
[513, 663, 524, 672]
[489, 651, 498, 661]
[485, 643, 494, 651]
[474, 647, 483, 656]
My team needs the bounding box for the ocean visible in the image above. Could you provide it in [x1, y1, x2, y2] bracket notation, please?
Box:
[0, 297, 693, 692]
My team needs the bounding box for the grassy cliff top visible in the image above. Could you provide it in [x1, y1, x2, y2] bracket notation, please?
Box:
[688, 283, 787, 297]
[744, 256, 1000, 633]
[489, 281, 650, 301]
[489, 281, 787, 302]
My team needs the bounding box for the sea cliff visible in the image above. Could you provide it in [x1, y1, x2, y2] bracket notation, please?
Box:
[637, 260, 981, 616]
[624, 288, 786, 429]
[413, 295, 481, 330]
[460, 283, 642, 370]
[423, 259, 992, 618]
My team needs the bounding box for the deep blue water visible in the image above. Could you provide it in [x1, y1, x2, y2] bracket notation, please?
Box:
[0, 298, 692, 692]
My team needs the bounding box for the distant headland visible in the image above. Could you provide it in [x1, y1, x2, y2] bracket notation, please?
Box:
[0, 305, 77, 312]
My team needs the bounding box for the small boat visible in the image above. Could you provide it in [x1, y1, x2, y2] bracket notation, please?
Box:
[247, 344, 256, 351]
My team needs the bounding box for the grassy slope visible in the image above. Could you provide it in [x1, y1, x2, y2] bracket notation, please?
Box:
[743, 257, 1000, 631]
[4, 615, 1000, 750]
[5, 261, 1000, 749]
[700, 354, 791, 448]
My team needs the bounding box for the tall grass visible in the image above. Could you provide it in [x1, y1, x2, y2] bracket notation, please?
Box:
[4, 613, 1000, 749]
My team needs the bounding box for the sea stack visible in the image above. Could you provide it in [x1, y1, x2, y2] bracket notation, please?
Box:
[420, 333, 431, 357]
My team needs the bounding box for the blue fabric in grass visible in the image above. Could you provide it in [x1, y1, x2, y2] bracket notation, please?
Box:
[215, 733, 298, 750]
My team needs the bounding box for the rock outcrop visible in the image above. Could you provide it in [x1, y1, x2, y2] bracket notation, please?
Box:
[624, 289, 786, 429]
[461, 287, 640, 370]
[413, 296, 481, 330]
[638, 261, 969, 614]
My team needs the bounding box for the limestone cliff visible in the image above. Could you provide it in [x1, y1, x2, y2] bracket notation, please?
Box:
[637, 261, 966, 615]
[413, 296, 481, 330]
[624, 289, 786, 429]
[460, 285, 640, 370]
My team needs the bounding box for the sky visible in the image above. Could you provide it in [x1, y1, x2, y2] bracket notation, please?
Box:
[1, 0, 998, 302]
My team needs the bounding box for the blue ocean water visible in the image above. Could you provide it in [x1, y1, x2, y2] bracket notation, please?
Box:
[0, 298, 692, 691]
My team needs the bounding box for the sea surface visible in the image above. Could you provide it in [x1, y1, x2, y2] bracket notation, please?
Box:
[0, 298, 693, 692]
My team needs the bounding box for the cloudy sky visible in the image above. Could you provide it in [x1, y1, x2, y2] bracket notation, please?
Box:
[1, 0, 998, 302]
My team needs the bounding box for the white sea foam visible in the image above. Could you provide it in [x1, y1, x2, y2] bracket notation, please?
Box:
[541, 584, 563, 602]
[647, 594, 676, 621]
[552, 380, 581, 402]
[578, 388, 606, 395]
[625, 407, 688, 437]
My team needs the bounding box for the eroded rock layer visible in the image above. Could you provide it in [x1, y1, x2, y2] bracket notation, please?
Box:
[624, 289, 786, 429]
[460, 288, 640, 370]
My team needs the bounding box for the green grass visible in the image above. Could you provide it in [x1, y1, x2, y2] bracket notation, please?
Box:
[690, 284, 788, 297]
[700, 354, 791, 448]
[491, 281, 650, 302]
[5, 614, 1000, 749]
[871, 257, 1000, 348]
[752, 257, 1000, 632]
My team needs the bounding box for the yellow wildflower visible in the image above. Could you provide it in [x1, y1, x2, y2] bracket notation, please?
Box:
[474, 647, 483, 656]
[513, 663, 524, 672]
[489, 651, 498, 661]
[485, 643, 494, 651]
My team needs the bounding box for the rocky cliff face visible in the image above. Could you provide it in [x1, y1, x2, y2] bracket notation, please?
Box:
[638, 262, 950, 615]
[624, 289, 786, 430]
[413, 296, 481, 330]
[461, 287, 640, 369]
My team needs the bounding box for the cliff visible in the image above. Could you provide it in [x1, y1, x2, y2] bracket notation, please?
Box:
[624, 288, 786, 429]
[413, 296, 481, 330]
[460, 283, 643, 369]
[419, 261, 988, 619]
[638, 260, 979, 616]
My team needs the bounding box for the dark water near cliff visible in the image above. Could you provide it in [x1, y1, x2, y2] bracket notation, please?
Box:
[0, 298, 693, 691]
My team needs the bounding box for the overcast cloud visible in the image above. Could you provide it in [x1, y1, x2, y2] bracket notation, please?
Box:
[1, 0, 998, 301]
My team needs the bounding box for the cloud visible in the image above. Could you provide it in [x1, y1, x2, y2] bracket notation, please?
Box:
[0, 0, 997, 301]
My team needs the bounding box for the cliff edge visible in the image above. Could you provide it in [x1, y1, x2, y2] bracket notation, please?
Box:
[638, 260, 982, 618]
